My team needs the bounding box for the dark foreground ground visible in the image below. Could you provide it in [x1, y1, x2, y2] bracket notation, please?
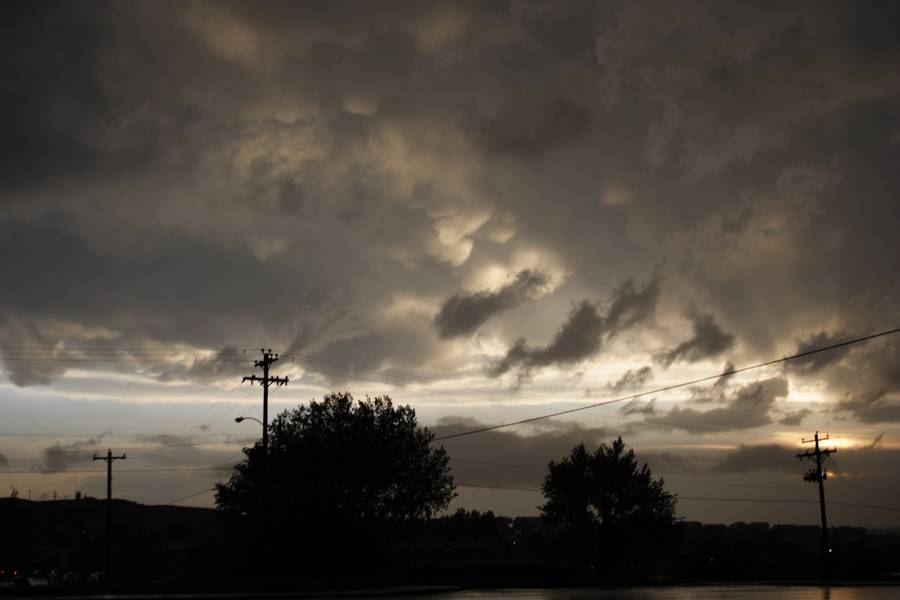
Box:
[3, 584, 900, 600]
[3, 497, 900, 594]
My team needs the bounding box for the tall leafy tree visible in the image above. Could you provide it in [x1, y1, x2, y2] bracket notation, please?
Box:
[541, 438, 677, 570]
[216, 392, 455, 568]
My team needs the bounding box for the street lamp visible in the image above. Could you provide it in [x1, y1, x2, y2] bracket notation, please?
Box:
[235, 416, 264, 426]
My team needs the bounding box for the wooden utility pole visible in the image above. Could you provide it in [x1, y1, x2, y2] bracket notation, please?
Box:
[92, 449, 126, 576]
[796, 432, 836, 557]
[241, 349, 288, 456]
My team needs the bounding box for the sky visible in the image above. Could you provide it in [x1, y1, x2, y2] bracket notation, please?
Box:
[2, 0, 900, 527]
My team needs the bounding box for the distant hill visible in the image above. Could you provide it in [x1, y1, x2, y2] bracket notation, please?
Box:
[0, 497, 223, 580]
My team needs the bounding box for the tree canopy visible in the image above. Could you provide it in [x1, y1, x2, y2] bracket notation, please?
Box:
[541, 437, 677, 569]
[215, 392, 455, 563]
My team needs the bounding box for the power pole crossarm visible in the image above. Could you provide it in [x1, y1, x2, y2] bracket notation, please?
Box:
[796, 431, 837, 558]
[240, 349, 289, 456]
[92, 449, 126, 577]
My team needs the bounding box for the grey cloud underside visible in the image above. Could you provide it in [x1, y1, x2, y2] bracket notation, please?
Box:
[434, 270, 551, 339]
[431, 416, 701, 488]
[777, 408, 812, 427]
[828, 337, 900, 423]
[786, 330, 853, 375]
[153, 346, 255, 384]
[434, 419, 900, 504]
[620, 397, 657, 416]
[432, 416, 611, 489]
[711, 442, 900, 486]
[0, 452, 8, 468]
[489, 275, 659, 377]
[646, 377, 789, 434]
[656, 312, 735, 367]
[607, 366, 654, 394]
[42, 433, 107, 472]
[0, 0, 898, 433]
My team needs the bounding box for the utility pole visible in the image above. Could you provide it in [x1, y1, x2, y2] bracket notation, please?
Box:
[241, 349, 289, 455]
[92, 449, 126, 576]
[796, 432, 837, 557]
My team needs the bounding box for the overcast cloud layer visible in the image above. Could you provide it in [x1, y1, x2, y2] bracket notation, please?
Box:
[2, 0, 900, 523]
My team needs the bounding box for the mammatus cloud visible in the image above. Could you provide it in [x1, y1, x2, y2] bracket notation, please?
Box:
[607, 366, 653, 394]
[656, 312, 735, 367]
[434, 269, 551, 339]
[489, 276, 659, 377]
[43, 433, 107, 472]
[648, 377, 789, 433]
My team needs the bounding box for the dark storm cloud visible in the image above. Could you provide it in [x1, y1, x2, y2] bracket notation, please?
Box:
[467, 96, 592, 159]
[656, 312, 735, 367]
[597, 1, 900, 179]
[620, 397, 657, 416]
[490, 276, 658, 377]
[786, 330, 852, 375]
[687, 362, 736, 404]
[42, 433, 107, 472]
[153, 345, 254, 383]
[607, 366, 654, 394]
[648, 377, 788, 433]
[433, 416, 705, 488]
[0, 452, 8, 468]
[489, 301, 602, 377]
[434, 269, 551, 339]
[129, 433, 253, 468]
[604, 274, 661, 336]
[836, 390, 900, 423]
[778, 408, 812, 426]
[711, 444, 800, 475]
[825, 334, 900, 424]
[1, 0, 900, 423]
[712, 444, 900, 491]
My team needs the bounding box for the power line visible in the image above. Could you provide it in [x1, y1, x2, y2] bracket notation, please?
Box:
[0, 437, 254, 457]
[0, 467, 232, 475]
[163, 487, 217, 505]
[433, 326, 900, 441]
[454, 485, 900, 513]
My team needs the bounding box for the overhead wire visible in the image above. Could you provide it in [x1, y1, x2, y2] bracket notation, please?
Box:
[4, 327, 900, 517]
[432, 327, 900, 441]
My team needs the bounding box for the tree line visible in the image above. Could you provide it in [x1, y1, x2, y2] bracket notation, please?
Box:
[216, 392, 677, 575]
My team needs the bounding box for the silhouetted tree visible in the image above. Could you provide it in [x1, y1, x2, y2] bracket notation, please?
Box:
[216, 392, 455, 571]
[541, 438, 677, 573]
